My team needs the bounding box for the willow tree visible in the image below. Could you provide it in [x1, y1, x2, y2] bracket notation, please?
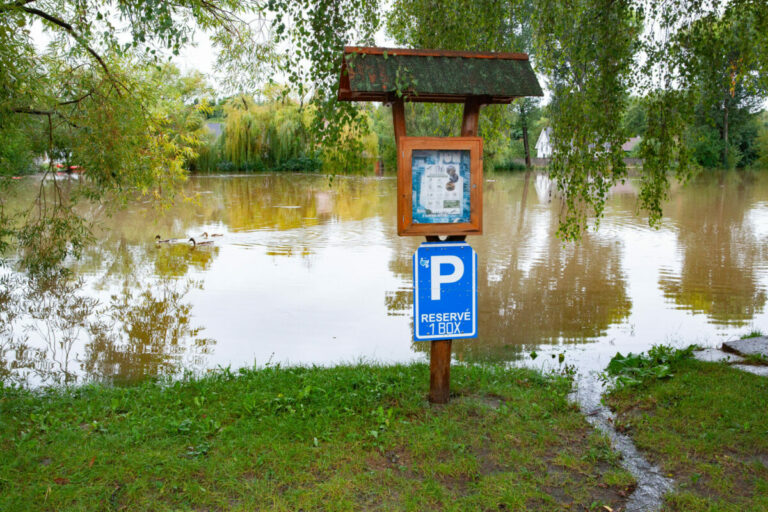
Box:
[219, 95, 316, 171]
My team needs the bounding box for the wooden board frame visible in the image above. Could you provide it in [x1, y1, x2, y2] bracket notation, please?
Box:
[397, 136, 483, 237]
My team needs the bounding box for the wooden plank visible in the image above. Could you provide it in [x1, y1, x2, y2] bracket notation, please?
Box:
[392, 99, 406, 147]
[344, 46, 530, 61]
[337, 90, 517, 104]
[393, 99, 408, 235]
[429, 339, 452, 403]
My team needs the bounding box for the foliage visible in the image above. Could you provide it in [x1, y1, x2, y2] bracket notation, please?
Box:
[621, 96, 647, 138]
[602, 345, 698, 390]
[219, 95, 315, 172]
[493, 159, 527, 172]
[386, 0, 533, 161]
[532, 0, 639, 239]
[268, 0, 379, 171]
[193, 94, 376, 174]
[674, 7, 767, 169]
[755, 112, 768, 169]
[0, 363, 635, 510]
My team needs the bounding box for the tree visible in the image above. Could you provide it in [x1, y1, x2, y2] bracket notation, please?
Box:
[0, 0, 273, 271]
[676, 9, 767, 168]
[4, 0, 768, 270]
[511, 98, 540, 168]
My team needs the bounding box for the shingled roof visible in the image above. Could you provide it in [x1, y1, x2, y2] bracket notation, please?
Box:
[338, 47, 543, 104]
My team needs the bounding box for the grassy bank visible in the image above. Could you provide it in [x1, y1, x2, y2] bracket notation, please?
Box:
[1, 363, 634, 511]
[606, 355, 768, 511]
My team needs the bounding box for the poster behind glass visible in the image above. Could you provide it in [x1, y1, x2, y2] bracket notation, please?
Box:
[411, 150, 471, 224]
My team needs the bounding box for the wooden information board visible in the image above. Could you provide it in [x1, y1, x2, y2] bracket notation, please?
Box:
[397, 137, 483, 237]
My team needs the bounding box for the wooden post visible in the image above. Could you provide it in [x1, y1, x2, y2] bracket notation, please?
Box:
[429, 339, 452, 403]
[392, 98, 406, 151]
[426, 98, 482, 404]
[461, 97, 482, 137]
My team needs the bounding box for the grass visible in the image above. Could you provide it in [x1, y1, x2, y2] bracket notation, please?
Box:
[606, 355, 768, 511]
[1, 363, 635, 511]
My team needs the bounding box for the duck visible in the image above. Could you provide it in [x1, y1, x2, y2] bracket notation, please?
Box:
[188, 237, 215, 247]
[155, 234, 187, 244]
[201, 231, 223, 238]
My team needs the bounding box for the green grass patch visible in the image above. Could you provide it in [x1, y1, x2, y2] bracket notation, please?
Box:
[1, 363, 634, 511]
[606, 356, 768, 511]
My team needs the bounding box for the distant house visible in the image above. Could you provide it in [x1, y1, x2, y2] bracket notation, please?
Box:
[535, 128, 642, 158]
[206, 122, 223, 139]
[535, 127, 553, 159]
[621, 136, 641, 153]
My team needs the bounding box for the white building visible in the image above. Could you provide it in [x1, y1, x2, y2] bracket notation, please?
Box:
[535, 128, 642, 159]
[535, 127, 553, 159]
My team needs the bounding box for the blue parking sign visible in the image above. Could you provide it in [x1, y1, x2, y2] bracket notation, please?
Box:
[413, 242, 477, 341]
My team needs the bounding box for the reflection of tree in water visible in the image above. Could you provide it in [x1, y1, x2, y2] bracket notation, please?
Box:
[83, 280, 214, 383]
[0, 273, 100, 385]
[658, 174, 766, 326]
[385, 175, 631, 362]
[463, 233, 630, 361]
[153, 243, 219, 277]
[0, 273, 214, 386]
[0, 275, 29, 383]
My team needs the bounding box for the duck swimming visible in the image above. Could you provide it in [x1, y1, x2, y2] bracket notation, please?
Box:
[155, 235, 187, 244]
[201, 231, 223, 238]
[188, 237, 215, 247]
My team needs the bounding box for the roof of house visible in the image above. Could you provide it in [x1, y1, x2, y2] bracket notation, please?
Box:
[535, 127, 552, 147]
[621, 136, 642, 152]
[206, 122, 223, 138]
[337, 47, 543, 104]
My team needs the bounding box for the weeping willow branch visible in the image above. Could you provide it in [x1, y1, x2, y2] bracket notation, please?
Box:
[21, 6, 127, 95]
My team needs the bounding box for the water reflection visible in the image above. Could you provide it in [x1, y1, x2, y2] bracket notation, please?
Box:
[389, 175, 632, 361]
[3, 171, 768, 384]
[83, 280, 215, 383]
[659, 173, 767, 326]
[0, 273, 213, 385]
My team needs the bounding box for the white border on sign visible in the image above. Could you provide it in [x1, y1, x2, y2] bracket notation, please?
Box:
[413, 242, 477, 340]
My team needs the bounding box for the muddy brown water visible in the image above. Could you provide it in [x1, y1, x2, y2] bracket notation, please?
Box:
[2, 170, 768, 386]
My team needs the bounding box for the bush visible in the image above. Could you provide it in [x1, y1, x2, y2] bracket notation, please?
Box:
[493, 159, 527, 172]
[602, 345, 698, 390]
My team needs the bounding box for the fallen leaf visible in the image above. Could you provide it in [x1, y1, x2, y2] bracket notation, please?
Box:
[88, 456, 96, 468]
[53, 477, 69, 485]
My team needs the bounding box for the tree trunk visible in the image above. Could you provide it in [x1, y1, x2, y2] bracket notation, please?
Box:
[723, 98, 729, 169]
[522, 123, 531, 169]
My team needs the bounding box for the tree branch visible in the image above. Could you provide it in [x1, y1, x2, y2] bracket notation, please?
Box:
[13, 107, 81, 128]
[58, 91, 93, 106]
[21, 6, 126, 95]
[0, 0, 36, 13]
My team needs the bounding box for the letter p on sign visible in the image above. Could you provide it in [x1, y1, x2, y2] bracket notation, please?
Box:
[430, 255, 464, 300]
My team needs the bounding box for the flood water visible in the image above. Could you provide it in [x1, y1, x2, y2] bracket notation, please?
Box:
[3, 171, 768, 385]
